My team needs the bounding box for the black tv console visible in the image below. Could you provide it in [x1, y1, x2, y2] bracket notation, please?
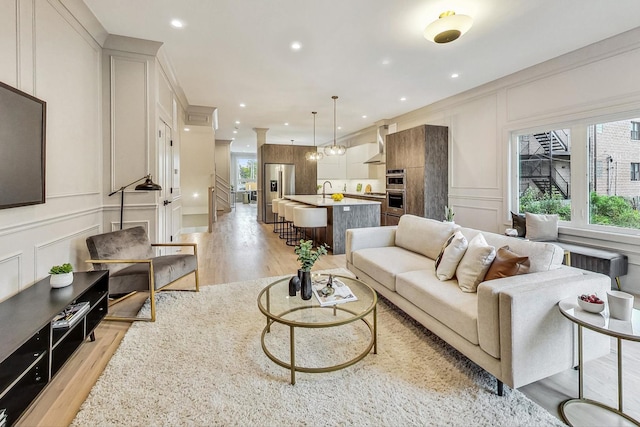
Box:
[0, 270, 108, 426]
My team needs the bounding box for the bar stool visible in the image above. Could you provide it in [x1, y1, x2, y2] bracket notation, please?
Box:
[271, 198, 282, 233]
[284, 202, 308, 245]
[294, 207, 328, 248]
[276, 199, 294, 239]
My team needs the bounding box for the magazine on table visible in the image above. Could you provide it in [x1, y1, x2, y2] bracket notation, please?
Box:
[312, 276, 358, 306]
[52, 301, 90, 329]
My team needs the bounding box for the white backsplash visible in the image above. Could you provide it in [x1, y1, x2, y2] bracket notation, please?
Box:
[316, 179, 385, 195]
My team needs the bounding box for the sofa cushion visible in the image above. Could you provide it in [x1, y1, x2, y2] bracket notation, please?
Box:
[456, 233, 496, 293]
[352, 246, 434, 292]
[395, 215, 458, 260]
[396, 270, 479, 345]
[525, 212, 559, 241]
[484, 246, 530, 281]
[109, 254, 197, 294]
[459, 227, 564, 273]
[511, 211, 526, 237]
[435, 231, 468, 281]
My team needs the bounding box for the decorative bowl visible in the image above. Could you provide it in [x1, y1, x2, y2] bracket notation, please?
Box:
[577, 296, 605, 313]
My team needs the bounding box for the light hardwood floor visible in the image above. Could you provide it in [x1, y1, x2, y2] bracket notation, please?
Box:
[17, 203, 640, 426]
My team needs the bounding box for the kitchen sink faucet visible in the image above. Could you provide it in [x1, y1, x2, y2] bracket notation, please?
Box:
[322, 181, 332, 199]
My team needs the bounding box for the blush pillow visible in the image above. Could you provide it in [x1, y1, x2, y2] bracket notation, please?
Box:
[456, 233, 496, 293]
[525, 212, 558, 241]
[484, 246, 530, 281]
[435, 231, 468, 281]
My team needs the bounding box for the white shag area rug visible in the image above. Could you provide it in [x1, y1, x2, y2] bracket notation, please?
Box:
[72, 269, 563, 427]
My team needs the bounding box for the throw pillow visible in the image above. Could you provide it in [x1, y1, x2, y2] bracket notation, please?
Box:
[510, 211, 526, 237]
[456, 233, 496, 293]
[484, 246, 530, 281]
[435, 231, 468, 281]
[525, 212, 558, 241]
[434, 232, 456, 270]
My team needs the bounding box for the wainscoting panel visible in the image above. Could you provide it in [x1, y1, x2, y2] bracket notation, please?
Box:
[34, 0, 101, 197]
[0, 252, 22, 302]
[34, 225, 100, 279]
[506, 47, 640, 122]
[448, 94, 499, 191]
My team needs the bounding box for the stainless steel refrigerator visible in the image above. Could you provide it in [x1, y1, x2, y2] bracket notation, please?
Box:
[263, 163, 295, 223]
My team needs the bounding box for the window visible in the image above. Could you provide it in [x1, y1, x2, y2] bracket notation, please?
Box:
[632, 121, 640, 140]
[631, 163, 640, 181]
[513, 115, 640, 233]
[516, 129, 571, 220]
[235, 157, 257, 191]
[588, 118, 640, 229]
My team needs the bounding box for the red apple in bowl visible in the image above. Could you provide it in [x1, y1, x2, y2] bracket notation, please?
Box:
[578, 294, 605, 313]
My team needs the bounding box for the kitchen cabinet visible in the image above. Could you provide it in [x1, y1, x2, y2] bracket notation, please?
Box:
[317, 151, 346, 179]
[346, 143, 377, 179]
[386, 125, 448, 220]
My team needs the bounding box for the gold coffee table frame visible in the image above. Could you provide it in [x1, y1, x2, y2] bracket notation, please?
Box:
[257, 274, 377, 385]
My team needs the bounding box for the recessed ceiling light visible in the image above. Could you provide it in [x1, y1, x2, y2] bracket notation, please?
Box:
[451, 73, 459, 78]
[291, 41, 302, 50]
[184, 127, 190, 131]
[382, 59, 390, 65]
[235, 120, 240, 124]
[231, 137, 235, 140]
[362, 115, 367, 119]
[171, 19, 184, 28]
[338, 126, 342, 130]
[246, 144, 250, 147]
[284, 122, 289, 126]
[400, 97, 407, 101]
[193, 192, 199, 198]
[233, 130, 238, 134]
[240, 103, 246, 108]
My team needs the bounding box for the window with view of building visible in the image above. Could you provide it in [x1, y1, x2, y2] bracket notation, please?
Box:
[631, 121, 640, 140]
[514, 116, 640, 232]
[587, 118, 640, 229]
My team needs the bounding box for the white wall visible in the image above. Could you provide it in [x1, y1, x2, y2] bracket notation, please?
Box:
[181, 126, 215, 215]
[0, 0, 105, 300]
[347, 27, 640, 294]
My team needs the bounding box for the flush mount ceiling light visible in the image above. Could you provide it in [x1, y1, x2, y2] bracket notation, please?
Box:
[424, 11, 473, 44]
[306, 112, 324, 161]
[324, 96, 346, 156]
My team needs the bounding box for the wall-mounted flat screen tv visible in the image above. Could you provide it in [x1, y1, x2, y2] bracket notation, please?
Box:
[0, 81, 46, 210]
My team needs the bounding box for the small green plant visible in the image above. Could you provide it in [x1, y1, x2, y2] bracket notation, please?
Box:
[444, 206, 455, 222]
[49, 263, 73, 274]
[294, 240, 329, 272]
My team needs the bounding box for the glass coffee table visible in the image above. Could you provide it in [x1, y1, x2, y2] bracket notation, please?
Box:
[257, 273, 377, 384]
[558, 297, 640, 427]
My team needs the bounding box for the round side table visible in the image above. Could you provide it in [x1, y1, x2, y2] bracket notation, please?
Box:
[557, 297, 639, 426]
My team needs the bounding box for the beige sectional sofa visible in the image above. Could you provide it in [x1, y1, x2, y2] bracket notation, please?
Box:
[346, 214, 610, 393]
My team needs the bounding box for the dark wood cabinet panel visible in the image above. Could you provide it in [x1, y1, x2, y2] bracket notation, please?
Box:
[385, 124, 448, 221]
[261, 145, 317, 195]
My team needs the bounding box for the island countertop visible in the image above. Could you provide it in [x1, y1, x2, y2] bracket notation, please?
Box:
[284, 195, 381, 206]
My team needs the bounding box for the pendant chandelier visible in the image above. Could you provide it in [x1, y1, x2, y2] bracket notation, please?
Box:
[305, 111, 323, 161]
[324, 96, 346, 156]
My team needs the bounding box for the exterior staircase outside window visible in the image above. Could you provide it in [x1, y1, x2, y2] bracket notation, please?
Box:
[519, 130, 570, 199]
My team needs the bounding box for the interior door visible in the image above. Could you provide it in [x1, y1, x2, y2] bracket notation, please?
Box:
[158, 119, 176, 252]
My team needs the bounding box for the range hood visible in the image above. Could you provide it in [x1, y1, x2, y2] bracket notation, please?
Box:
[364, 124, 388, 164]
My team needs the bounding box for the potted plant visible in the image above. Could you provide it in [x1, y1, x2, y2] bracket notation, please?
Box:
[294, 240, 329, 299]
[49, 263, 74, 288]
[444, 206, 455, 223]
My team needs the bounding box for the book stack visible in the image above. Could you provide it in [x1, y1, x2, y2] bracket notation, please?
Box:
[0, 408, 7, 427]
[312, 276, 358, 307]
[52, 301, 90, 329]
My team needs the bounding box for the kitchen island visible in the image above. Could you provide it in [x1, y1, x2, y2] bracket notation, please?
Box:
[284, 195, 381, 254]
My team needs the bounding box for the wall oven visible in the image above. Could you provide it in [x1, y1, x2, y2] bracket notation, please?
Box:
[386, 169, 406, 190]
[386, 190, 405, 217]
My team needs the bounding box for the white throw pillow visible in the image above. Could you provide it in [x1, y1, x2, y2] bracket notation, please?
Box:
[436, 231, 468, 281]
[456, 233, 496, 293]
[525, 212, 558, 241]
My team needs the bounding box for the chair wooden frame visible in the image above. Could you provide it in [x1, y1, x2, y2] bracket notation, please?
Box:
[86, 242, 199, 322]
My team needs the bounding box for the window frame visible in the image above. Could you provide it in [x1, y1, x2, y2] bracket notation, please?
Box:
[510, 110, 640, 237]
